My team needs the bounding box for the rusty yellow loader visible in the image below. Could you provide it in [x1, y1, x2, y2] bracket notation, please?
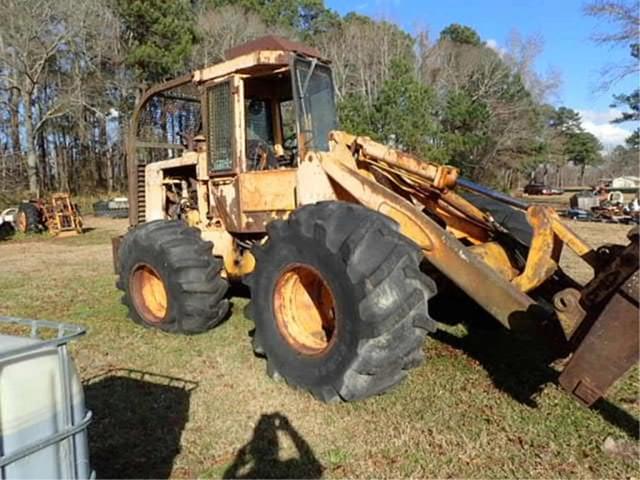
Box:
[112, 36, 638, 405]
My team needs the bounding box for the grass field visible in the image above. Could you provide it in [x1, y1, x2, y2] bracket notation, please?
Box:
[0, 215, 638, 478]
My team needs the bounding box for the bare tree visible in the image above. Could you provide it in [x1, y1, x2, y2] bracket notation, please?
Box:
[503, 30, 562, 102]
[584, 0, 640, 89]
[0, 0, 120, 195]
[420, 37, 550, 185]
[315, 16, 414, 104]
[190, 5, 292, 68]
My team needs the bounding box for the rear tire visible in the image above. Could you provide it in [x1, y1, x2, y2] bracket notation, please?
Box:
[246, 202, 437, 402]
[116, 220, 229, 334]
[15, 203, 44, 233]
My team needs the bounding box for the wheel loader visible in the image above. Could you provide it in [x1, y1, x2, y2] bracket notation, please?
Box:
[113, 36, 639, 405]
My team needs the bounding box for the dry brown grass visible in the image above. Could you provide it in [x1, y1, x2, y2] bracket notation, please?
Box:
[0, 215, 638, 479]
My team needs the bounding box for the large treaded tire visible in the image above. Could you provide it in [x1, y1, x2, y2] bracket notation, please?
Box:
[246, 201, 437, 402]
[16, 203, 44, 233]
[116, 220, 229, 334]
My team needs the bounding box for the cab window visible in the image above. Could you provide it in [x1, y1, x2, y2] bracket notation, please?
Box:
[243, 73, 297, 171]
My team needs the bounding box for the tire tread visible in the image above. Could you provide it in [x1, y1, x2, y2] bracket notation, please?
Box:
[252, 202, 437, 402]
[116, 220, 229, 334]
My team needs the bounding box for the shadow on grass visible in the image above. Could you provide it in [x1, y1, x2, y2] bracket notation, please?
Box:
[84, 368, 197, 479]
[432, 327, 559, 408]
[430, 292, 639, 439]
[223, 412, 323, 479]
[432, 326, 640, 438]
[593, 400, 640, 440]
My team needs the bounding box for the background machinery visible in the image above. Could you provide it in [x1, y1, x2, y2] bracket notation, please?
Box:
[113, 36, 638, 405]
[15, 193, 83, 237]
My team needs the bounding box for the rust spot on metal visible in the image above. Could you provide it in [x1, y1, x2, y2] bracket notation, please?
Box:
[553, 288, 586, 338]
[238, 170, 297, 212]
[112, 235, 123, 274]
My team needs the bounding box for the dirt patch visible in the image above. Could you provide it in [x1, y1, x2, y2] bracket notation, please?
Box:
[83, 215, 129, 234]
[0, 216, 127, 275]
[559, 220, 633, 284]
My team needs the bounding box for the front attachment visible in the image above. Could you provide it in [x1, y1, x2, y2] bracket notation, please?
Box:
[559, 267, 639, 406]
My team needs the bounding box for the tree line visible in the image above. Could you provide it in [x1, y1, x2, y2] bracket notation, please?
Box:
[0, 0, 637, 199]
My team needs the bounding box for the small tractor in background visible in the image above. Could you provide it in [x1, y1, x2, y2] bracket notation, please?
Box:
[15, 193, 84, 237]
[112, 36, 638, 406]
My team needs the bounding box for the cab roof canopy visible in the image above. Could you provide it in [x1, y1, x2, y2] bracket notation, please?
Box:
[193, 35, 326, 84]
[224, 35, 322, 60]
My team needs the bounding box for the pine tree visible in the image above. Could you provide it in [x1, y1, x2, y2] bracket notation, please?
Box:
[439, 24, 482, 46]
[115, 0, 198, 86]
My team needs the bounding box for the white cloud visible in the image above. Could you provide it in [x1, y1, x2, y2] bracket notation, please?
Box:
[577, 108, 635, 148]
[486, 38, 506, 57]
[581, 120, 633, 148]
[577, 108, 623, 125]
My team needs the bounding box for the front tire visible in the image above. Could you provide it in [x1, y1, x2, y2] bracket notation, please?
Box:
[116, 220, 229, 334]
[246, 202, 437, 402]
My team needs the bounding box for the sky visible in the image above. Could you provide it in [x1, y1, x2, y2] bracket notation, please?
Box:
[325, 0, 639, 148]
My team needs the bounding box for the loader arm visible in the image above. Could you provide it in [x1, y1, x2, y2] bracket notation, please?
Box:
[319, 152, 539, 329]
[319, 131, 639, 406]
[320, 131, 593, 321]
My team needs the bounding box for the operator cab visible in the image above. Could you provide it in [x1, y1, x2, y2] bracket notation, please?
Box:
[241, 58, 336, 171]
[129, 36, 338, 230]
[203, 42, 337, 176]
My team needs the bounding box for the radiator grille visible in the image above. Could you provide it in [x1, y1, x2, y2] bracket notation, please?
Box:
[136, 164, 146, 222]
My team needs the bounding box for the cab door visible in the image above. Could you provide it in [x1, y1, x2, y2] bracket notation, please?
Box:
[238, 94, 297, 233]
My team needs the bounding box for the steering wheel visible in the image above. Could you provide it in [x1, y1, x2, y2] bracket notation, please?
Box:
[247, 139, 277, 170]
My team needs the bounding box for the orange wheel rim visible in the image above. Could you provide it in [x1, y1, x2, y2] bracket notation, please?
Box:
[131, 264, 168, 323]
[273, 264, 337, 355]
[16, 211, 27, 232]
